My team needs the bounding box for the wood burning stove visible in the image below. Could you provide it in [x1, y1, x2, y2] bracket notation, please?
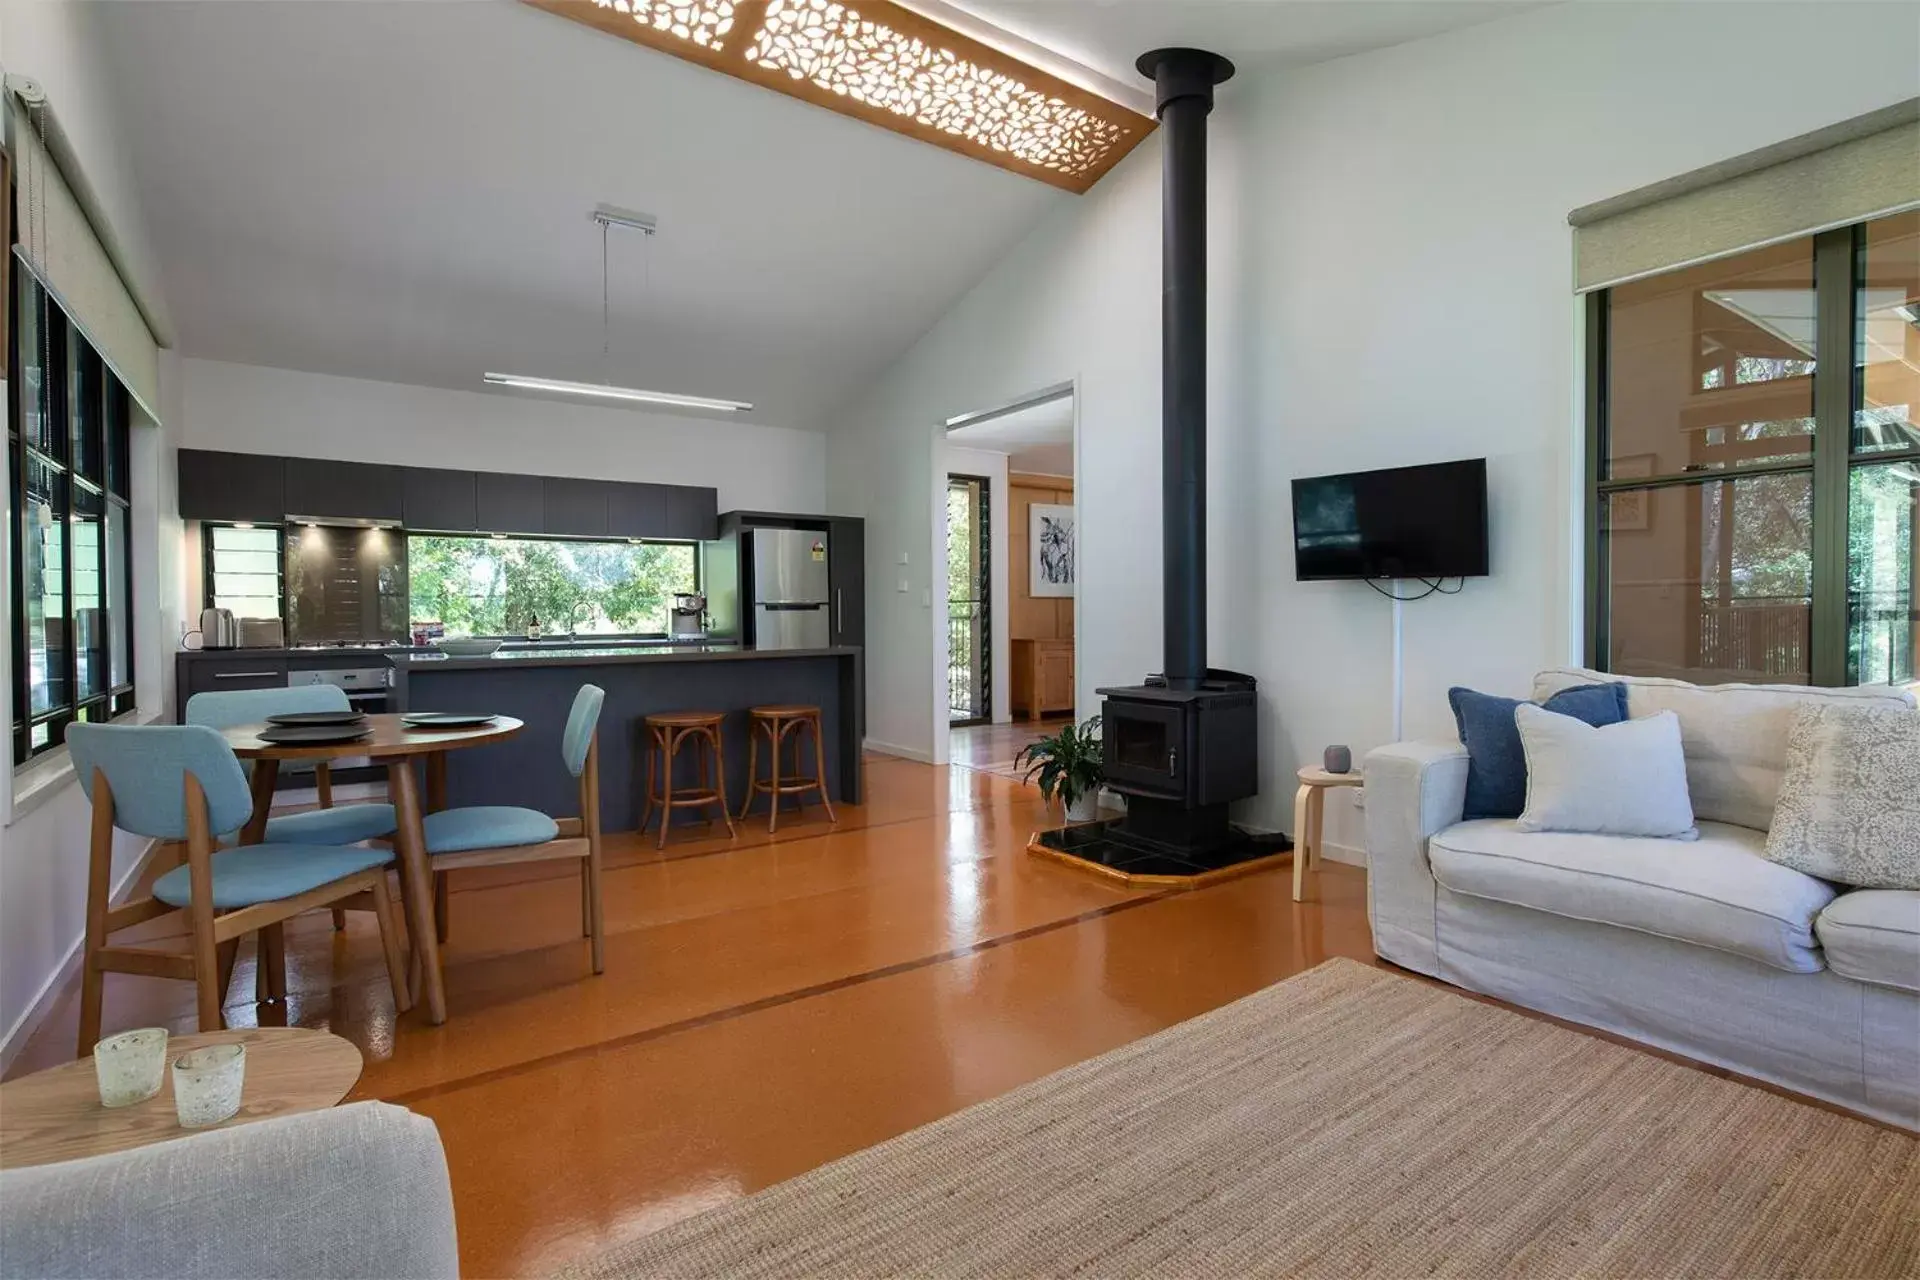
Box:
[1032, 49, 1276, 880]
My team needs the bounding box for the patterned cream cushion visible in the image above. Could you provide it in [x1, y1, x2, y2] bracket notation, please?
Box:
[1531, 668, 1917, 831]
[1765, 703, 1920, 890]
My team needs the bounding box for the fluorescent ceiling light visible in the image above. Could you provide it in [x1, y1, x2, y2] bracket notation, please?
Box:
[483, 372, 751, 413]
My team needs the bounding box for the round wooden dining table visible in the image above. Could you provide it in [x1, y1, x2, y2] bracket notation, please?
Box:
[219, 714, 523, 1025]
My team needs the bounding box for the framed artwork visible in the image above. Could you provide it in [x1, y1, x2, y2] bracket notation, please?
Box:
[1030, 503, 1075, 597]
[1610, 453, 1655, 532]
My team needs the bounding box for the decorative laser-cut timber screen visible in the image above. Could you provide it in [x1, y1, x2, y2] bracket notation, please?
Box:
[526, 0, 1156, 194]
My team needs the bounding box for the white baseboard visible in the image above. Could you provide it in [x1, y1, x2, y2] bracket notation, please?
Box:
[864, 738, 934, 764]
[0, 836, 162, 1074]
[1320, 840, 1367, 868]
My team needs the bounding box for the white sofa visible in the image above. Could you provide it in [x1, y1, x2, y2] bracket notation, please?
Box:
[1366, 667, 1920, 1129]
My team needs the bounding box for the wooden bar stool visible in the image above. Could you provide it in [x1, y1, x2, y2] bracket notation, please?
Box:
[640, 712, 736, 850]
[739, 705, 837, 833]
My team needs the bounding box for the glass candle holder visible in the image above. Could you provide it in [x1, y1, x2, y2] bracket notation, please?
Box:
[93, 1028, 169, 1108]
[171, 1043, 246, 1128]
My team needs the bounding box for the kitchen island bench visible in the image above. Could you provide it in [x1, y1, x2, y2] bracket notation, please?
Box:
[390, 645, 864, 830]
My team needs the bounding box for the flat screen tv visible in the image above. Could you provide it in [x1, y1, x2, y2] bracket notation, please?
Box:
[1291, 458, 1489, 582]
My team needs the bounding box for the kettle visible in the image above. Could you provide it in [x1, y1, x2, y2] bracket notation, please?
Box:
[192, 607, 241, 650]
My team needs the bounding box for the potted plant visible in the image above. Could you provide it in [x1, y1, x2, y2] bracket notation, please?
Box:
[1015, 716, 1105, 823]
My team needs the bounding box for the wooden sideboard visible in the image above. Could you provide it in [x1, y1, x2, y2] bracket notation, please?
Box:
[1011, 638, 1074, 721]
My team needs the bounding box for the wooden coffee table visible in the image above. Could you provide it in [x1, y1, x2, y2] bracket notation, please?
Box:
[0, 1028, 362, 1170]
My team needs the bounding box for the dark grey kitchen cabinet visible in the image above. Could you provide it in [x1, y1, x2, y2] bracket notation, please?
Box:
[828, 516, 865, 649]
[475, 471, 544, 535]
[402, 467, 477, 532]
[542, 477, 610, 538]
[607, 483, 665, 539]
[285, 458, 403, 524]
[668, 486, 719, 540]
[177, 449, 286, 523]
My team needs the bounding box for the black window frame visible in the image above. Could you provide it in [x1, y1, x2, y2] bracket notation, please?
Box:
[201, 520, 288, 617]
[9, 255, 138, 766]
[403, 531, 704, 641]
[1586, 219, 1920, 687]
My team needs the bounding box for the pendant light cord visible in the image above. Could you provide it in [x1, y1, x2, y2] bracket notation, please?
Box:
[601, 216, 611, 387]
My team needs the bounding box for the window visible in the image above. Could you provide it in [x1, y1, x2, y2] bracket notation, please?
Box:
[9, 267, 137, 763]
[204, 523, 284, 619]
[407, 535, 698, 638]
[1590, 210, 1919, 686]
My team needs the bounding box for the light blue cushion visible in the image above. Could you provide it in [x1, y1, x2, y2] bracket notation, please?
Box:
[186, 685, 351, 730]
[265, 803, 399, 845]
[152, 844, 395, 910]
[423, 807, 560, 855]
[68, 724, 255, 840]
[562, 684, 605, 778]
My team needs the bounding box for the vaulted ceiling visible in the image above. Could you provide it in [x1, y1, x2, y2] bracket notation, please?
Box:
[83, 0, 1538, 431]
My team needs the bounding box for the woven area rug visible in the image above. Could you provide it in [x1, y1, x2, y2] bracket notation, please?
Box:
[560, 958, 1919, 1279]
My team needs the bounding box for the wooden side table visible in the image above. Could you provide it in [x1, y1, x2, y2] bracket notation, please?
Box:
[0, 1028, 362, 1170]
[1293, 766, 1364, 902]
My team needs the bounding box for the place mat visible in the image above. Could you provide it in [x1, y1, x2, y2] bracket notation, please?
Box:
[265, 710, 368, 727]
[258, 724, 375, 745]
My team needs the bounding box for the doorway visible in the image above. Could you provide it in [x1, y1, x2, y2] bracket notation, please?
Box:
[947, 474, 991, 726]
[939, 382, 1076, 772]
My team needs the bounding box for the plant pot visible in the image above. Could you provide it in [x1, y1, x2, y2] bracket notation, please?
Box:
[1065, 791, 1102, 824]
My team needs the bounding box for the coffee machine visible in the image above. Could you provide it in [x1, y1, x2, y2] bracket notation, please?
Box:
[670, 593, 707, 639]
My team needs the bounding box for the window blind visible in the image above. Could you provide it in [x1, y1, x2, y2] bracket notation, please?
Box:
[8, 90, 162, 418]
[1570, 98, 1920, 294]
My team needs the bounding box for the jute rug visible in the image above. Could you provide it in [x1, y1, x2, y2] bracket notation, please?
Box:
[561, 958, 1919, 1279]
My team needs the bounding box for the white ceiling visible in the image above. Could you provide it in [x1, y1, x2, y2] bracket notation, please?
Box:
[944, 0, 1544, 84]
[946, 392, 1075, 475]
[86, 0, 1540, 432]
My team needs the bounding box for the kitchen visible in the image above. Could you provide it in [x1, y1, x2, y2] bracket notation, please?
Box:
[176, 447, 866, 826]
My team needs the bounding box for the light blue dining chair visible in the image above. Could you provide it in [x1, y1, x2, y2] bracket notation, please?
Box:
[66, 723, 411, 1053]
[187, 684, 400, 949]
[419, 684, 607, 973]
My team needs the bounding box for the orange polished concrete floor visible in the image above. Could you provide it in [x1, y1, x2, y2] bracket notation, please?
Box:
[9, 755, 1375, 1277]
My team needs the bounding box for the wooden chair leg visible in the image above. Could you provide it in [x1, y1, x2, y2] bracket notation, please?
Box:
[434, 870, 450, 945]
[586, 847, 605, 975]
[216, 938, 240, 1003]
[810, 713, 837, 824]
[261, 923, 287, 1002]
[737, 724, 758, 821]
[767, 722, 785, 834]
[76, 958, 106, 1059]
[638, 732, 658, 835]
[711, 727, 737, 839]
[580, 861, 593, 938]
[368, 873, 413, 1014]
[77, 774, 117, 1057]
[656, 728, 679, 851]
[1292, 784, 1313, 903]
[332, 909, 348, 932]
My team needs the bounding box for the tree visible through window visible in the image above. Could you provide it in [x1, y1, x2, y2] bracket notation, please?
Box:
[407, 535, 697, 637]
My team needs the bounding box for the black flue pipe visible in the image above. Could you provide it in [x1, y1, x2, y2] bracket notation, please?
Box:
[1136, 48, 1234, 692]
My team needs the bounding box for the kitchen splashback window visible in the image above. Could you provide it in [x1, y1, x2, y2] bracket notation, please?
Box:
[408, 534, 697, 637]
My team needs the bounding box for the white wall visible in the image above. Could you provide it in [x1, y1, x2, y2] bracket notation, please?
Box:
[943, 443, 1011, 728]
[827, 1, 1920, 852]
[0, 0, 180, 1065]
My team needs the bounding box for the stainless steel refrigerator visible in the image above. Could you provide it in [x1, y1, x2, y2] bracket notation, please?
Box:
[750, 527, 831, 649]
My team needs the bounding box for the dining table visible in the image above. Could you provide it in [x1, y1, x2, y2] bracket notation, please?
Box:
[219, 713, 524, 1025]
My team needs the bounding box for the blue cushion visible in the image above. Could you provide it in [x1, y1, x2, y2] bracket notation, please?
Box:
[67, 724, 256, 842]
[1448, 682, 1630, 820]
[152, 844, 395, 910]
[422, 806, 560, 856]
[265, 803, 399, 845]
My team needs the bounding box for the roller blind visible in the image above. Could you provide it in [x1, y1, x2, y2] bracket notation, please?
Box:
[9, 95, 161, 418]
[1570, 98, 1920, 293]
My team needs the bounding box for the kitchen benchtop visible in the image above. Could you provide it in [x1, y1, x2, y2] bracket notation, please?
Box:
[392, 644, 860, 672]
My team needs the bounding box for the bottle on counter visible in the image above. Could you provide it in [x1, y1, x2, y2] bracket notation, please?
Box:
[526, 612, 542, 641]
